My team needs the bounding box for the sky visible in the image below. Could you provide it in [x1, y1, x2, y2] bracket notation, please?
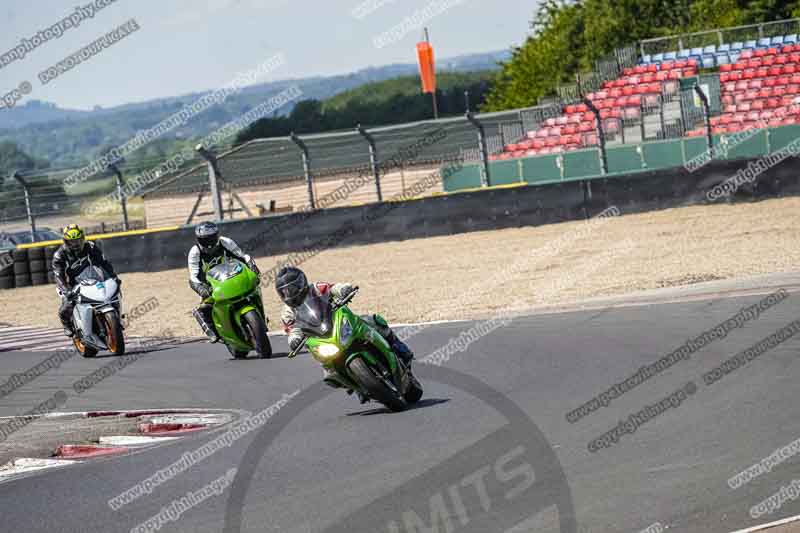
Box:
[0, 0, 537, 110]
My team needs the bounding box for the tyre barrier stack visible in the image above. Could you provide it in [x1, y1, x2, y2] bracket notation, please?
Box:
[0, 246, 58, 291]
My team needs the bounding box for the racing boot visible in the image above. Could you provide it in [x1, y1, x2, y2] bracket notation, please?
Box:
[372, 314, 414, 367]
[324, 371, 368, 404]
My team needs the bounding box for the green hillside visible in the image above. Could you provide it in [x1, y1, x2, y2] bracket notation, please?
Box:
[323, 71, 496, 113]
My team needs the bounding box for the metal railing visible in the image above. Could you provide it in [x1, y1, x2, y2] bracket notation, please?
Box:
[640, 18, 800, 57]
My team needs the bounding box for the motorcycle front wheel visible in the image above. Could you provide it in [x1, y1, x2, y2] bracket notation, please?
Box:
[73, 336, 98, 358]
[348, 357, 407, 412]
[103, 312, 125, 356]
[242, 310, 272, 359]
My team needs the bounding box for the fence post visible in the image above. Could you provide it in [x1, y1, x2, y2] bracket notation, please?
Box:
[291, 132, 315, 209]
[107, 163, 129, 231]
[357, 124, 382, 202]
[583, 98, 609, 175]
[196, 144, 224, 221]
[693, 84, 714, 156]
[465, 112, 491, 187]
[12, 171, 36, 242]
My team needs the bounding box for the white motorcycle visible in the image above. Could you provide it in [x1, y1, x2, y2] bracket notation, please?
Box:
[69, 265, 125, 357]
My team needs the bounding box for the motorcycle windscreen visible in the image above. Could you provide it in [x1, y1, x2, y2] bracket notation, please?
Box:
[207, 261, 253, 301]
[294, 291, 332, 336]
[75, 265, 110, 284]
[75, 265, 116, 302]
[207, 261, 243, 283]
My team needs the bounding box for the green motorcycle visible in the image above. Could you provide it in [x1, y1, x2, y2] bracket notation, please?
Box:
[288, 288, 423, 412]
[205, 259, 272, 359]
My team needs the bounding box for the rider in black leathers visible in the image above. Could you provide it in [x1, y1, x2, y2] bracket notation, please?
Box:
[52, 224, 118, 337]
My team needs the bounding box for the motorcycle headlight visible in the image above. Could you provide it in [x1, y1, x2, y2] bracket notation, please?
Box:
[340, 319, 353, 345]
[315, 343, 340, 358]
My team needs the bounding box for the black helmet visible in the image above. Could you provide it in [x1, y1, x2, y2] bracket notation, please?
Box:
[195, 221, 220, 254]
[275, 266, 308, 307]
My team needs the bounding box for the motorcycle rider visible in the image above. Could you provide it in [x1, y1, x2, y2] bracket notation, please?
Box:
[52, 224, 119, 337]
[275, 266, 414, 401]
[188, 221, 261, 342]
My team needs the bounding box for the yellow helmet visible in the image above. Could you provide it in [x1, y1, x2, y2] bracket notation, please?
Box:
[62, 224, 86, 253]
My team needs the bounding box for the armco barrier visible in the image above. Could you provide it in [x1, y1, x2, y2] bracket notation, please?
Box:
[3, 151, 800, 283]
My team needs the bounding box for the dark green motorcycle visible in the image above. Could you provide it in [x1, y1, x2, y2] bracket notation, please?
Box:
[288, 288, 422, 411]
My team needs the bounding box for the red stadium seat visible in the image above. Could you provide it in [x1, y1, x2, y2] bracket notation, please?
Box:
[720, 72, 731, 82]
[674, 60, 688, 69]
[763, 56, 776, 67]
[720, 114, 733, 125]
[740, 50, 754, 59]
[545, 137, 559, 148]
[556, 116, 569, 126]
[568, 113, 582, 124]
[756, 67, 769, 78]
[748, 79, 763, 89]
[724, 104, 738, 113]
[735, 80, 749, 91]
[565, 104, 577, 114]
[769, 66, 783, 77]
[768, 47, 779, 55]
[776, 55, 789, 65]
[720, 64, 734, 72]
[739, 101, 752, 111]
[743, 69, 756, 79]
[722, 94, 735, 105]
[767, 97, 781, 108]
[661, 60, 675, 71]
[746, 58, 762, 69]
[754, 48, 768, 58]
[624, 106, 641, 119]
[578, 122, 593, 133]
[609, 88, 623, 98]
[785, 64, 797, 74]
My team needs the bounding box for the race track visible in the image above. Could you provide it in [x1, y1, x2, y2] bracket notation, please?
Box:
[0, 290, 799, 533]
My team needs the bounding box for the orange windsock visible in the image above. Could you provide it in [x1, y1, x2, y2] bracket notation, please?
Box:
[416, 42, 436, 94]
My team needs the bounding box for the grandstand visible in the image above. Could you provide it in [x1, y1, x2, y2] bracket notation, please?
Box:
[494, 22, 800, 159]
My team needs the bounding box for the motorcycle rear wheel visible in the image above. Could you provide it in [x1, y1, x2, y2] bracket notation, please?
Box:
[348, 358, 407, 412]
[242, 310, 272, 359]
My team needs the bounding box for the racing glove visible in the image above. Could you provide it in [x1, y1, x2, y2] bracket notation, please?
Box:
[289, 336, 303, 352]
[196, 283, 213, 299]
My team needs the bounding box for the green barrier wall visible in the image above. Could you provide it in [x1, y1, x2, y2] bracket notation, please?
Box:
[443, 163, 482, 192]
[607, 145, 644, 174]
[489, 159, 523, 186]
[563, 149, 603, 180]
[768, 124, 800, 152]
[443, 124, 800, 193]
[641, 139, 685, 170]
[520, 154, 561, 185]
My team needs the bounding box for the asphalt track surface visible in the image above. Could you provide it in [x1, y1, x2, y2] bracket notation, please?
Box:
[0, 291, 798, 533]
